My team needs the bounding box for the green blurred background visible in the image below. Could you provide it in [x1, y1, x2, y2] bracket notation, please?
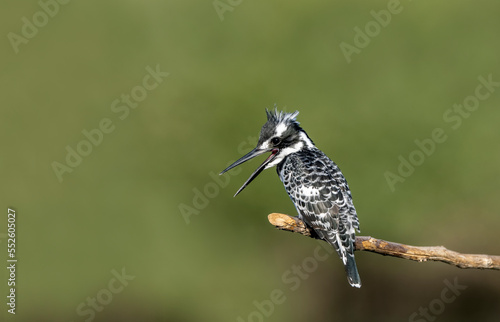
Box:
[2, 1, 500, 321]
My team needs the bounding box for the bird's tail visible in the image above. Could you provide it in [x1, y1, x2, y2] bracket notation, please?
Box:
[345, 255, 361, 288]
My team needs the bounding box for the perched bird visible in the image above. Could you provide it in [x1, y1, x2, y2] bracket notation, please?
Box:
[220, 108, 361, 288]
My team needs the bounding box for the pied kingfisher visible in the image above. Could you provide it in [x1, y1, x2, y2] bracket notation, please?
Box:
[220, 108, 361, 288]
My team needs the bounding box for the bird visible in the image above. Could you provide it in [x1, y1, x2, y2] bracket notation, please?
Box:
[220, 108, 362, 288]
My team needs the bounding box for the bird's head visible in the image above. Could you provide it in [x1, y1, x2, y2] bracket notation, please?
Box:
[220, 108, 314, 196]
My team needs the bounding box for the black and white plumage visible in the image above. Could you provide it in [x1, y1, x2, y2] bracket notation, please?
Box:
[220, 108, 361, 288]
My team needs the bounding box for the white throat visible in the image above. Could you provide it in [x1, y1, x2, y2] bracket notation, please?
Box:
[265, 140, 305, 169]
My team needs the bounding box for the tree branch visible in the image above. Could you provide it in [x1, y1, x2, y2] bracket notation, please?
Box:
[268, 213, 500, 270]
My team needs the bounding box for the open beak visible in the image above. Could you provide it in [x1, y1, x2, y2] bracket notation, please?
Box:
[220, 147, 279, 197]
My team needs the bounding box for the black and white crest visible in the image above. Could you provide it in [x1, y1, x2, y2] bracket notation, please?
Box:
[221, 108, 362, 288]
[264, 108, 301, 130]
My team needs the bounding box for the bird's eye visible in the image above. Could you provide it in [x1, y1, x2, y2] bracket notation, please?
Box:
[271, 137, 281, 145]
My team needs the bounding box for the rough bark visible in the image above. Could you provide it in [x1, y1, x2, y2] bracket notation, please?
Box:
[268, 213, 500, 270]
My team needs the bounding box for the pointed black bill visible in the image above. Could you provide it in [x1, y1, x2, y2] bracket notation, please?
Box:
[220, 147, 279, 197]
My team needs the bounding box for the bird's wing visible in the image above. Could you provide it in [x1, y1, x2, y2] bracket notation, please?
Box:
[283, 151, 358, 266]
